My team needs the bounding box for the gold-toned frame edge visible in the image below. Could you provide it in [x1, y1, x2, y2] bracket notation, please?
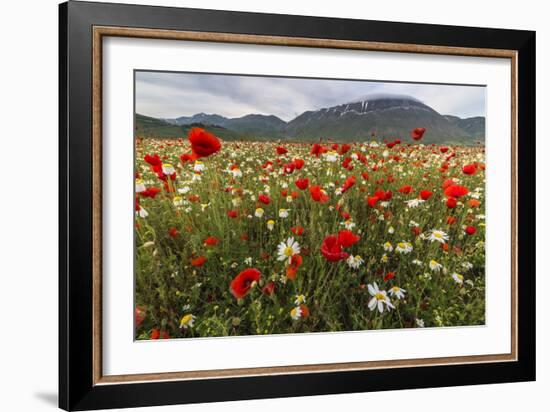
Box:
[92, 26, 518, 386]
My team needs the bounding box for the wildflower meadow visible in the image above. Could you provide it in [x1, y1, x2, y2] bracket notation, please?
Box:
[134, 127, 486, 340]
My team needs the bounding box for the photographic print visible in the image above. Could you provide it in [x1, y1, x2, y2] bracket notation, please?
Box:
[133, 71, 486, 340]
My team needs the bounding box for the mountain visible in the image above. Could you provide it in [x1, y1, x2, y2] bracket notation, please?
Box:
[285, 95, 481, 144]
[136, 114, 265, 141]
[140, 94, 485, 144]
[136, 114, 187, 138]
[165, 113, 286, 138]
[443, 115, 485, 140]
[165, 113, 228, 127]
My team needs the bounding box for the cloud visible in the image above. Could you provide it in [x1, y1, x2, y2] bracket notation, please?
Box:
[136, 71, 485, 121]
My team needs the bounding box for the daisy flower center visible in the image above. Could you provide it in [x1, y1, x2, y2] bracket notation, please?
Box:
[284, 246, 294, 257]
[375, 292, 385, 301]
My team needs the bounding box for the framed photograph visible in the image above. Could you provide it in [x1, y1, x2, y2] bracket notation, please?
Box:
[59, 1, 535, 410]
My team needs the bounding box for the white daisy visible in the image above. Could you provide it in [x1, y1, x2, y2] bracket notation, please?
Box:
[388, 286, 406, 300]
[452, 273, 464, 285]
[428, 229, 449, 244]
[383, 241, 393, 252]
[255, 208, 264, 218]
[267, 220, 275, 231]
[137, 207, 148, 218]
[462, 261, 474, 270]
[324, 151, 339, 162]
[173, 196, 184, 207]
[367, 282, 395, 313]
[294, 294, 307, 305]
[290, 306, 302, 320]
[341, 220, 356, 230]
[429, 259, 443, 272]
[395, 242, 413, 254]
[276, 237, 301, 263]
[346, 255, 364, 269]
[162, 164, 175, 175]
[135, 179, 146, 193]
[405, 199, 425, 208]
[193, 161, 205, 172]
[229, 167, 242, 178]
[179, 314, 196, 329]
[279, 208, 290, 218]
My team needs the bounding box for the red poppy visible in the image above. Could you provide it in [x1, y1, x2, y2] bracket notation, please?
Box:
[293, 158, 305, 169]
[440, 147, 449, 153]
[150, 328, 160, 340]
[191, 256, 207, 266]
[295, 178, 309, 190]
[339, 143, 351, 154]
[168, 227, 179, 238]
[151, 328, 169, 340]
[446, 197, 458, 208]
[230, 268, 261, 299]
[444, 185, 469, 198]
[442, 179, 455, 190]
[398, 185, 413, 195]
[283, 162, 296, 174]
[384, 272, 395, 281]
[309, 185, 329, 203]
[262, 281, 276, 295]
[374, 189, 393, 201]
[411, 226, 422, 236]
[411, 127, 426, 141]
[291, 226, 305, 236]
[299, 304, 310, 318]
[320, 235, 349, 262]
[462, 164, 477, 175]
[276, 146, 288, 155]
[311, 143, 326, 157]
[468, 199, 481, 207]
[367, 195, 380, 207]
[337, 230, 360, 248]
[341, 176, 357, 194]
[140, 187, 161, 198]
[465, 226, 477, 235]
[144, 153, 161, 166]
[227, 210, 238, 218]
[286, 254, 303, 280]
[419, 190, 433, 200]
[446, 216, 457, 225]
[179, 153, 194, 163]
[188, 127, 221, 158]
[258, 194, 271, 205]
[204, 236, 219, 246]
[135, 306, 146, 328]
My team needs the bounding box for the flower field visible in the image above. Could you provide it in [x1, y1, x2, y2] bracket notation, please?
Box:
[134, 128, 486, 340]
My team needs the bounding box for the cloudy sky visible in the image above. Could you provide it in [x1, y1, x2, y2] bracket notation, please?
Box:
[135, 71, 486, 121]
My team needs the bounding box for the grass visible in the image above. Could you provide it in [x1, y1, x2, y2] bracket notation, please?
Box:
[134, 137, 486, 340]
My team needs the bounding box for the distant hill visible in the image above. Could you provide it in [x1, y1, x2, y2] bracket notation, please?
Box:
[443, 115, 485, 141]
[139, 94, 485, 144]
[165, 113, 287, 138]
[136, 114, 267, 141]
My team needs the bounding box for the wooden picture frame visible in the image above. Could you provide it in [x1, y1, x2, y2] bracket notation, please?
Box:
[59, 1, 535, 410]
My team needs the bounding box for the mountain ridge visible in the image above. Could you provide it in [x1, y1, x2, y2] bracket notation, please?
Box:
[140, 94, 485, 144]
